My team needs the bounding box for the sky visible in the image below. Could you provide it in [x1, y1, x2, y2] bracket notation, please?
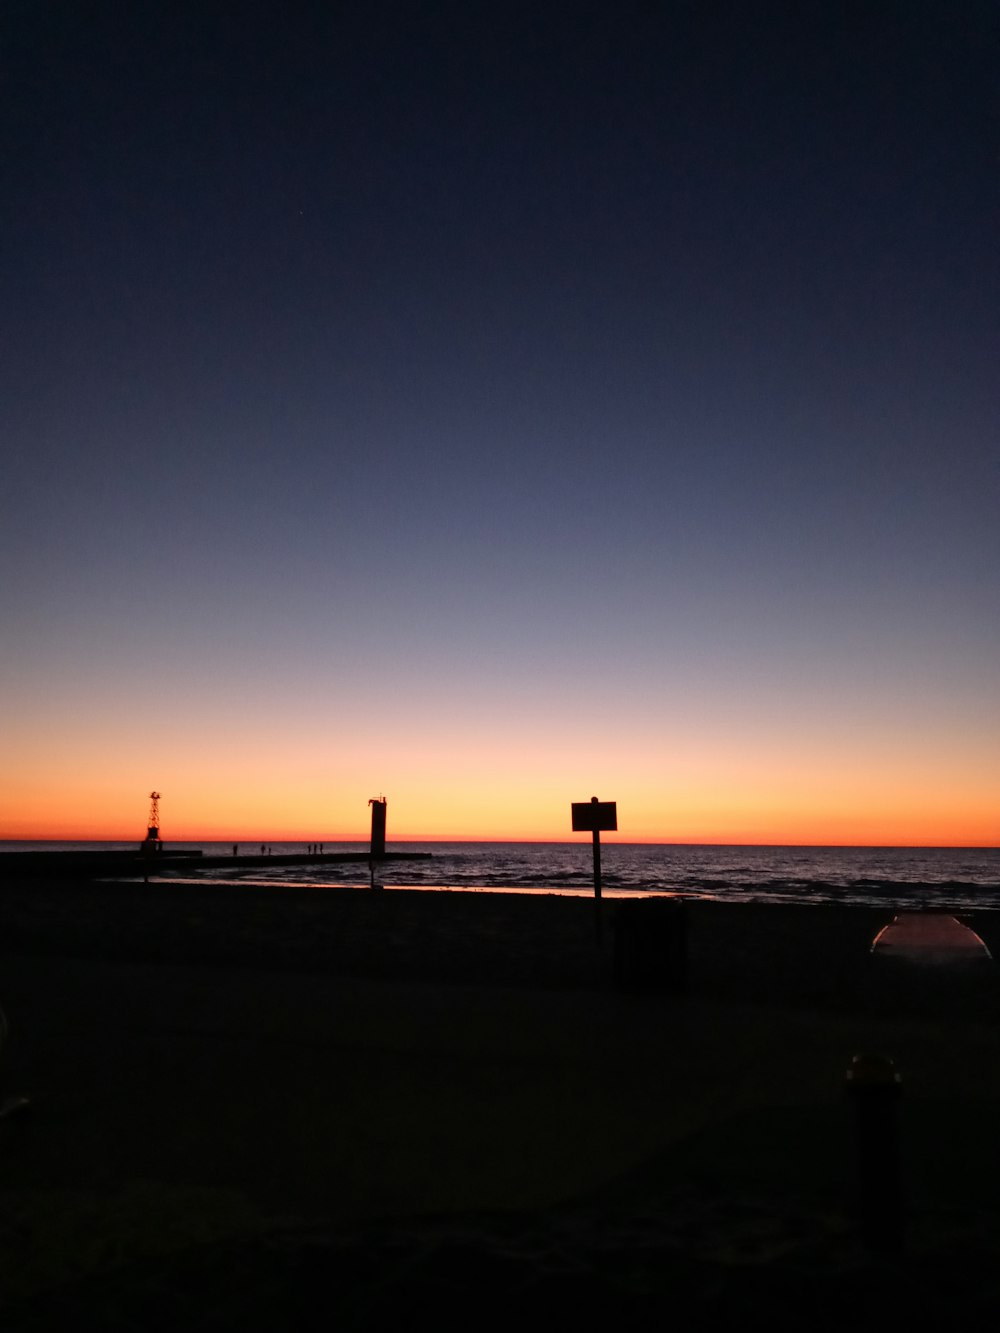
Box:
[2, 1, 998, 844]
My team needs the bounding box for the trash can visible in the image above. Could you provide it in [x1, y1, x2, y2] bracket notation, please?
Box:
[614, 896, 688, 994]
[845, 1052, 903, 1253]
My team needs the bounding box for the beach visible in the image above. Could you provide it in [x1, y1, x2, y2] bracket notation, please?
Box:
[2, 880, 1000, 1327]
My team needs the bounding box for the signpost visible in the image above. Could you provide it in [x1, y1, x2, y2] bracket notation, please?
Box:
[571, 796, 617, 941]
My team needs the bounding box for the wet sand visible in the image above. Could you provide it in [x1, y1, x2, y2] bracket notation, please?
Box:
[2, 881, 1000, 1327]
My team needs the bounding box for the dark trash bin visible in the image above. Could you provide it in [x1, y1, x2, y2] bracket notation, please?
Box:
[845, 1052, 904, 1254]
[614, 896, 688, 994]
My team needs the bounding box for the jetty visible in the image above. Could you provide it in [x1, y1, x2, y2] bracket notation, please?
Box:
[0, 849, 432, 883]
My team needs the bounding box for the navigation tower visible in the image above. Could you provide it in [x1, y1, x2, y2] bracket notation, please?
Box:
[141, 791, 162, 853]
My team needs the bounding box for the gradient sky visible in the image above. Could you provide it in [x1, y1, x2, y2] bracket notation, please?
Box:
[2, 1, 997, 843]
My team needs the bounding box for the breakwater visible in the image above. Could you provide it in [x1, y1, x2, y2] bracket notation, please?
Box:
[0, 849, 433, 882]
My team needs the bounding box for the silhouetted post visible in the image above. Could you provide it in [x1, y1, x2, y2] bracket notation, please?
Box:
[846, 1053, 903, 1254]
[571, 796, 617, 944]
[0, 1005, 30, 1120]
[369, 797, 387, 889]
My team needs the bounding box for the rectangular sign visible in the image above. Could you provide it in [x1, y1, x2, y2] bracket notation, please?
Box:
[571, 801, 617, 833]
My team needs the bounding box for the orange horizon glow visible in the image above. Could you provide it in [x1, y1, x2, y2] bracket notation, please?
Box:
[5, 799, 998, 848]
[2, 825, 999, 847]
[4, 721, 997, 849]
[3, 780, 998, 847]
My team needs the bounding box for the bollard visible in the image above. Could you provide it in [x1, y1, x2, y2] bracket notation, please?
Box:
[0, 1004, 31, 1119]
[845, 1052, 903, 1254]
[613, 897, 688, 994]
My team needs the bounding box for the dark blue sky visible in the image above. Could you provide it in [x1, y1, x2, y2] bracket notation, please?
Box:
[3, 1, 997, 840]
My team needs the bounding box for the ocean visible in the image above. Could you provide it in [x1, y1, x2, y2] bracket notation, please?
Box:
[2, 841, 999, 909]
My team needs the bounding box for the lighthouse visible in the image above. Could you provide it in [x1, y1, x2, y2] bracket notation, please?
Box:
[140, 791, 162, 855]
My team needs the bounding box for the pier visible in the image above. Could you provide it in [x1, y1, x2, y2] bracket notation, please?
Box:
[0, 849, 432, 883]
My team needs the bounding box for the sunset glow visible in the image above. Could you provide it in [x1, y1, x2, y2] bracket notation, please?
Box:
[2, 751, 996, 847]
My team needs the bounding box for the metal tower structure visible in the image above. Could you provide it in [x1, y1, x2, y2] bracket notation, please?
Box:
[146, 791, 161, 840]
[142, 791, 162, 851]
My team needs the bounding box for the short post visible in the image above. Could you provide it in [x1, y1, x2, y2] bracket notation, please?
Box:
[571, 796, 617, 946]
[845, 1052, 903, 1254]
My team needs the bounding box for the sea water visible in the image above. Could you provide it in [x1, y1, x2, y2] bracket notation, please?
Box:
[2, 842, 999, 909]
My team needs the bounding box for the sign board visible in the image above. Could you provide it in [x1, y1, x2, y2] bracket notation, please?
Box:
[571, 800, 617, 833]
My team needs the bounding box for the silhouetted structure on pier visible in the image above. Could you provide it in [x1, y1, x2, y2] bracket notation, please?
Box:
[140, 791, 162, 856]
[369, 797, 387, 858]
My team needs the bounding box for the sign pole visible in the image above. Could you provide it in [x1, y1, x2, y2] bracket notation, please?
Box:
[570, 795, 617, 950]
[592, 825, 602, 901]
[592, 824, 603, 944]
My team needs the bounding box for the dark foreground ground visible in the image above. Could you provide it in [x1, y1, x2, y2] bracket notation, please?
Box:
[2, 881, 1000, 1328]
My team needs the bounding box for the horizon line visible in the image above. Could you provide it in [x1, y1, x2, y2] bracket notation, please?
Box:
[2, 836, 998, 851]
